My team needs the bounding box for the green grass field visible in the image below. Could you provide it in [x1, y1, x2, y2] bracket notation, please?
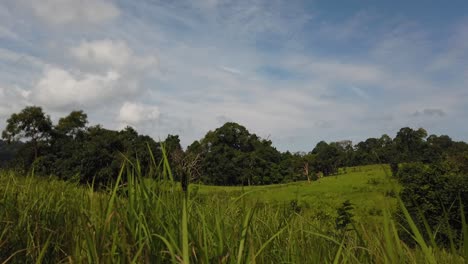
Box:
[197, 164, 398, 222]
[196, 165, 398, 210]
[0, 164, 465, 263]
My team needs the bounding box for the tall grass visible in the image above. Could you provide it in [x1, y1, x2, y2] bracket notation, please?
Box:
[0, 157, 466, 263]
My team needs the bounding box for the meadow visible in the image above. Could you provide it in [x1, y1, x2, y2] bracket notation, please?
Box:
[0, 163, 466, 263]
[196, 164, 398, 223]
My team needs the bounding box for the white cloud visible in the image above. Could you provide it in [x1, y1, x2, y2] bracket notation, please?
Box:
[1, 0, 468, 150]
[29, 67, 127, 110]
[22, 0, 119, 25]
[71, 40, 132, 68]
[70, 39, 158, 71]
[118, 102, 160, 125]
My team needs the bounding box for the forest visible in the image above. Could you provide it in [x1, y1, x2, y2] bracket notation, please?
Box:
[2, 106, 468, 187]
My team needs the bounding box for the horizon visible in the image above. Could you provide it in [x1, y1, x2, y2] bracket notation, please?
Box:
[0, 0, 467, 151]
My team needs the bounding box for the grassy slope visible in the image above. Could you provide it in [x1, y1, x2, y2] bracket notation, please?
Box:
[197, 164, 398, 221]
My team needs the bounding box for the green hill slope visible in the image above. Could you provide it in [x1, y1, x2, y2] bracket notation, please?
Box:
[196, 164, 399, 222]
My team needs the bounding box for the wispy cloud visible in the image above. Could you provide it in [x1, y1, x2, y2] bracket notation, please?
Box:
[0, 0, 467, 150]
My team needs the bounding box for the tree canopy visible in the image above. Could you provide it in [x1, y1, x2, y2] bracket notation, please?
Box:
[1, 106, 468, 188]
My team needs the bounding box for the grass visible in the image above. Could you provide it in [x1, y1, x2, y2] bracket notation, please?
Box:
[0, 162, 466, 263]
[196, 164, 398, 223]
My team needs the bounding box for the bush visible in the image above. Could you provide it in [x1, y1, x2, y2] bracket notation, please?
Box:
[335, 200, 354, 232]
[396, 162, 468, 247]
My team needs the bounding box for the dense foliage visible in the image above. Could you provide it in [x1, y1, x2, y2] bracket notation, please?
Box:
[396, 156, 468, 247]
[1, 106, 468, 188]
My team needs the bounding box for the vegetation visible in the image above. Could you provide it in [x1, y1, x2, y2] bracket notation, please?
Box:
[1, 105, 468, 262]
[0, 163, 467, 263]
[2, 106, 468, 187]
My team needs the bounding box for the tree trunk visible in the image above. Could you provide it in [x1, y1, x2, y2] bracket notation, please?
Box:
[304, 162, 310, 183]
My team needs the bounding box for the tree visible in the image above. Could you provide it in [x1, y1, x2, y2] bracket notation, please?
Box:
[278, 151, 304, 182]
[77, 126, 124, 186]
[188, 122, 283, 185]
[2, 106, 52, 160]
[56, 110, 88, 138]
[394, 127, 428, 163]
[311, 141, 339, 176]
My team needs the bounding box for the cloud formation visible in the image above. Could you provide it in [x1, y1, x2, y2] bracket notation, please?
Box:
[118, 102, 160, 126]
[29, 67, 125, 110]
[0, 0, 467, 150]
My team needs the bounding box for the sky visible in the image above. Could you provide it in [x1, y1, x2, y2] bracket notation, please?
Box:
[0, 0, 467, 151]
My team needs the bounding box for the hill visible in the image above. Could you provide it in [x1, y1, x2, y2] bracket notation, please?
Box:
[196, 164, 398, 222]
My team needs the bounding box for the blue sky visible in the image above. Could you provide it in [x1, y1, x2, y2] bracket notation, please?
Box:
[0, 0, 467, 151]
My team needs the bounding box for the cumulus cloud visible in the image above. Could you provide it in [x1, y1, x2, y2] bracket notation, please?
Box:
[118, 102, 160, 125]
[29, 67, 128, 110]
[22, 0, 119, 25]
[1, 0, 468, 150]
[20, 40, 159, 112]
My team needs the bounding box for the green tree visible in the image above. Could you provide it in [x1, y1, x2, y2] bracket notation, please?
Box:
[56, 110, 88, 137]
[2, 106, 52, 160]
[394, 127, 428, 163]
[311, 141, 339, 176]
[278, 151, 304, 182]
[188, 122, 283, 185]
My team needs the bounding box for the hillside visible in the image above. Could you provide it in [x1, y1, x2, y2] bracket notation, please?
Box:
[196, 164, 398, 222]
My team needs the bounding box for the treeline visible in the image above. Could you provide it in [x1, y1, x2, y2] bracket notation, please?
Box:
[0, 107, 174, 187]
[1, 106, 468, 187]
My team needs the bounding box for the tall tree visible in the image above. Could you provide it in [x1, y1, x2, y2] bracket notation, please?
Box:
[311, 141, 340, 176]
[2, 106, 52, 159]
[188, 122, 283, 185]
[394, 127, 428, 162]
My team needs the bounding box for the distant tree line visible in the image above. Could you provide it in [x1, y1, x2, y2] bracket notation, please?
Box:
[1, 106, 468, 188]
